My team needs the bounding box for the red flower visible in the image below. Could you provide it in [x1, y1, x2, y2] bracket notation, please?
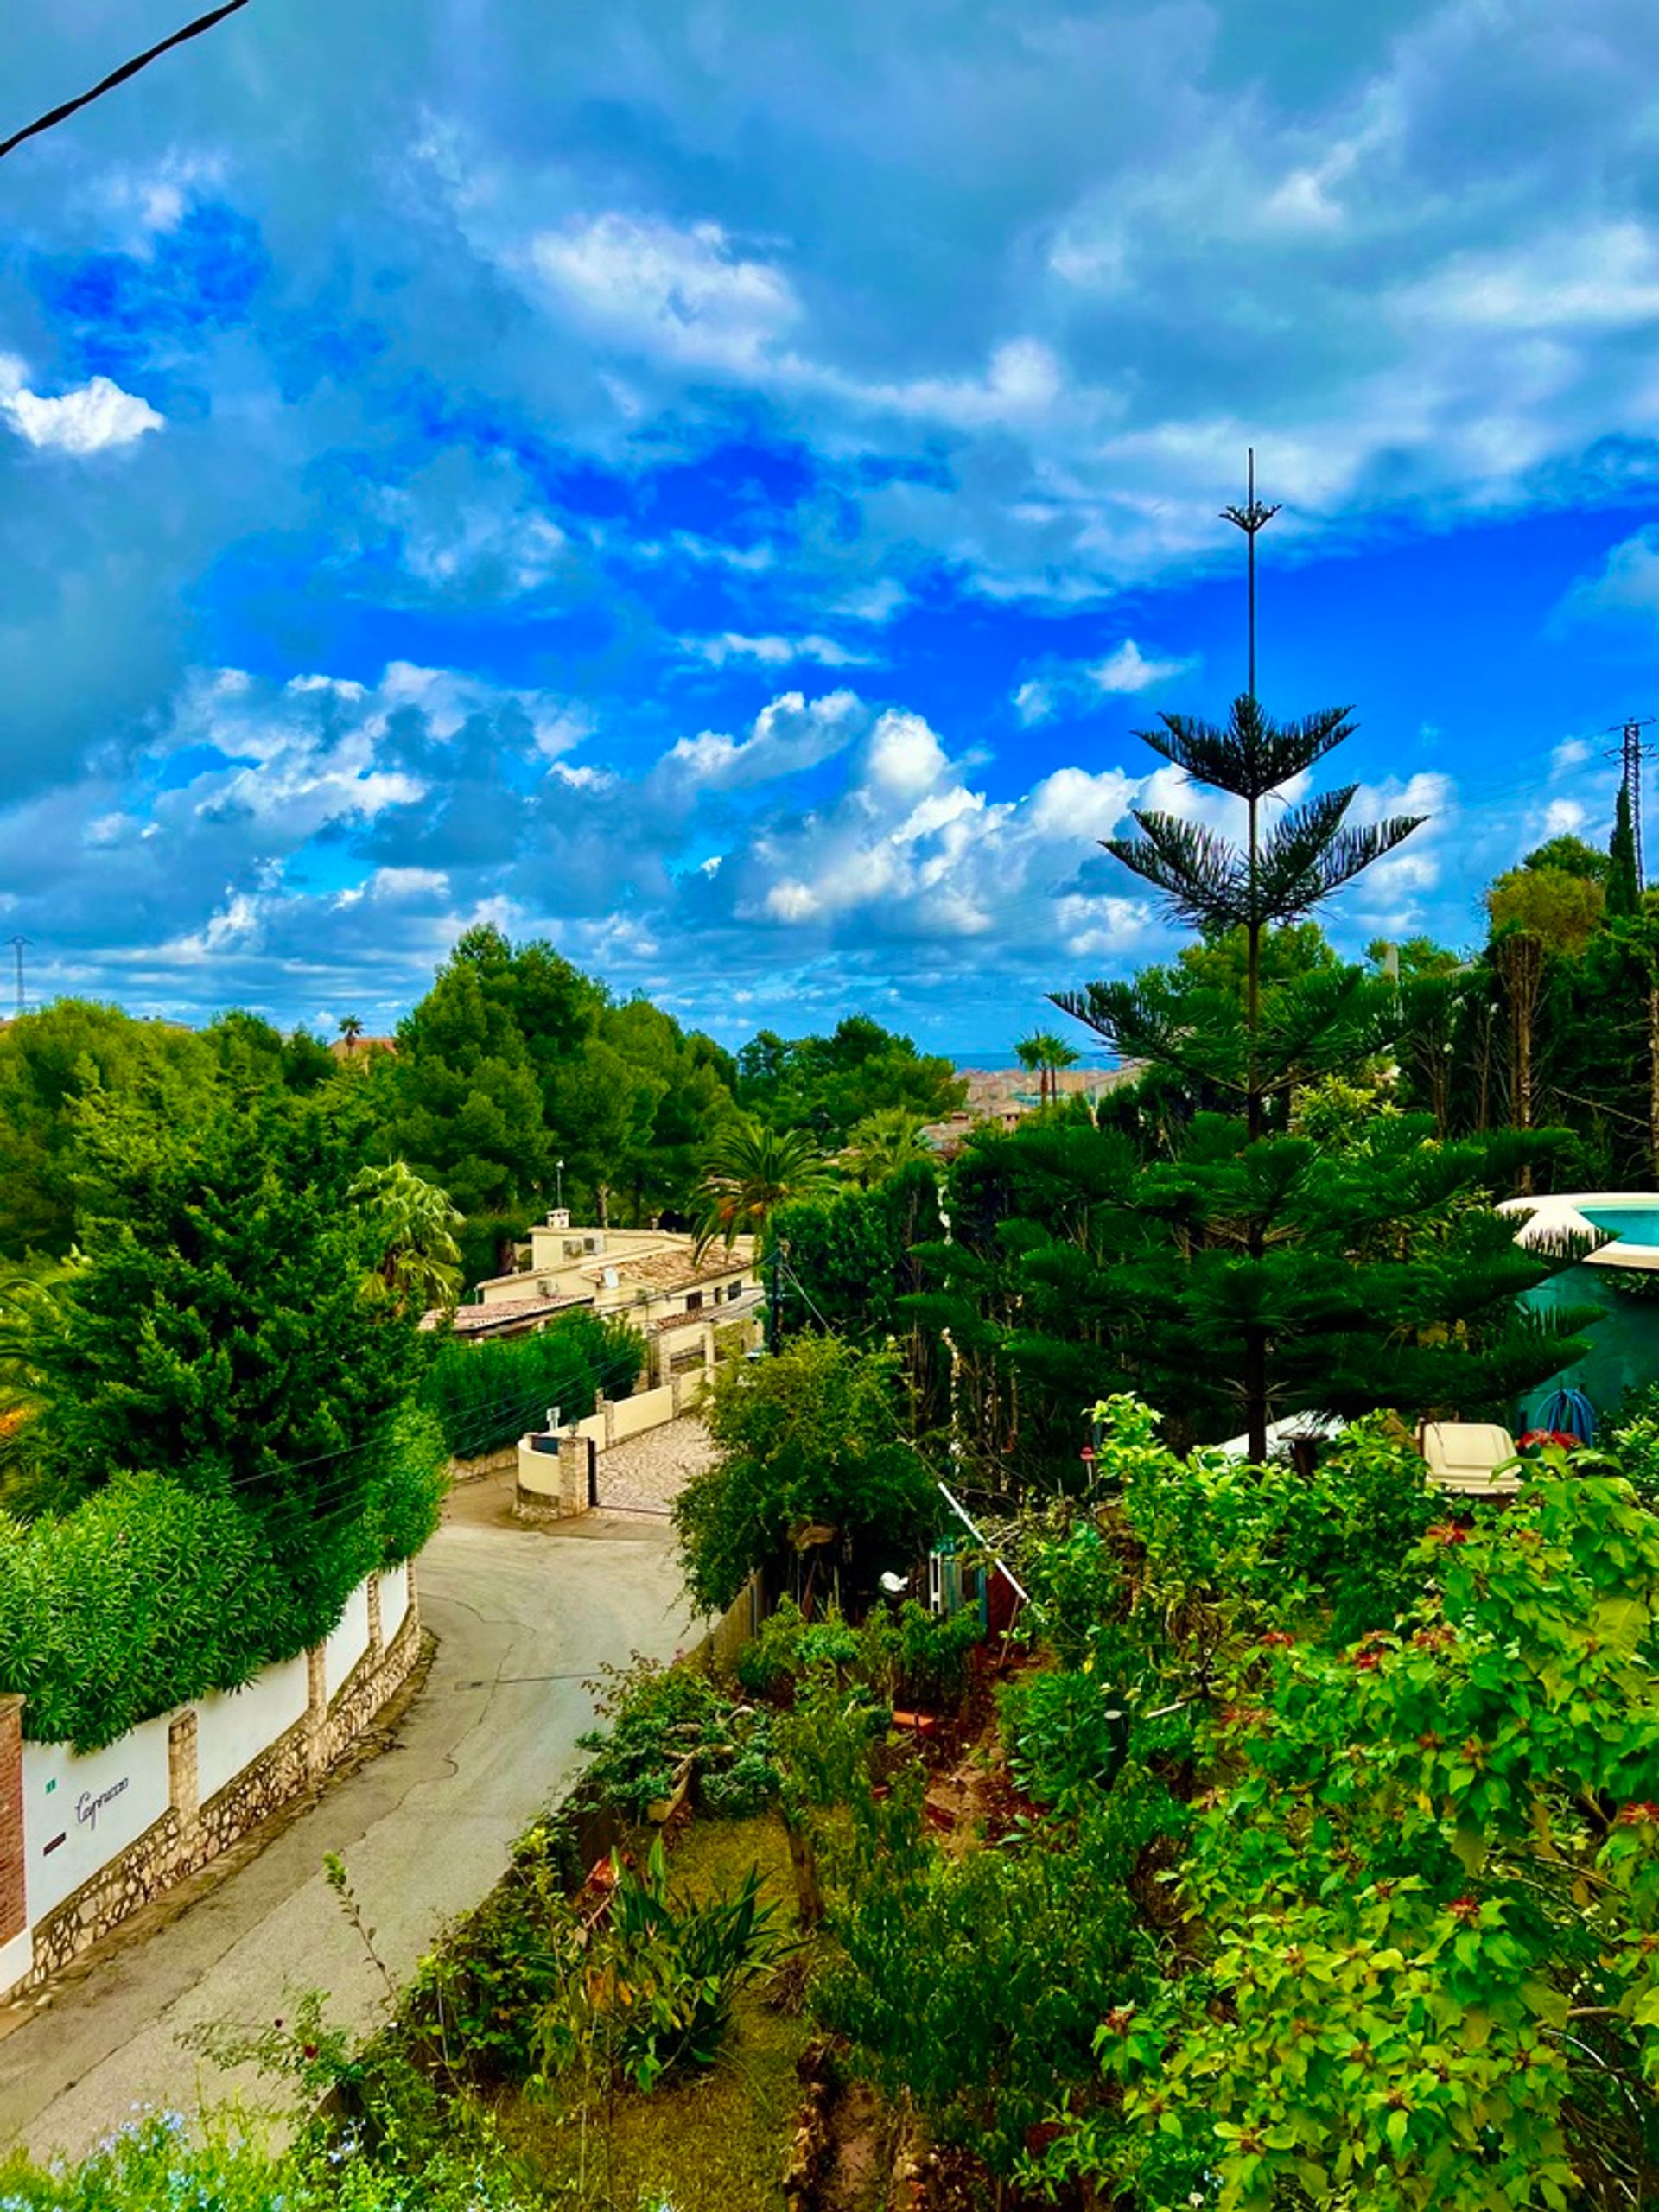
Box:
[1616, 1802, 1659, 1826]
[1446, 1895, 1482, 1923]
[1427, 1522, 1470, 1546]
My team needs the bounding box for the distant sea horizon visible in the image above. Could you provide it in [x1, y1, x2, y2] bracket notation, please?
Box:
[944, 1048, 1123, 1072]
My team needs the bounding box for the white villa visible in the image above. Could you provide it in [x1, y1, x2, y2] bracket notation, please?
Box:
[436, 1210, 762, 1386]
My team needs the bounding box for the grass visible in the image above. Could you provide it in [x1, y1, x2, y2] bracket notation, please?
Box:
[500, 1810, 810, 2212]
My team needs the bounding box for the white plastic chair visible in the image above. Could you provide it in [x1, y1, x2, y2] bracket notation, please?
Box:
[1418, 1421, 1522, 1497]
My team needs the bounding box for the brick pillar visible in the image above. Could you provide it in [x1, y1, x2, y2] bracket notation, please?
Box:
[366, 1573, 384, 1659]
[168, 1710, 200, 1839]
[304, 1642, 330, 1782]
[0, 1694, 25, 1950]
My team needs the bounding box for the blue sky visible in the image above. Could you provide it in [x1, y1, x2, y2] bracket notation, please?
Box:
[2, 0, 1658, 1058]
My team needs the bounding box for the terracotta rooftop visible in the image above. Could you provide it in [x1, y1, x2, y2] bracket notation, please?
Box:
[588, 1243, 755, 1294]
[423, 1292, 593, 1335]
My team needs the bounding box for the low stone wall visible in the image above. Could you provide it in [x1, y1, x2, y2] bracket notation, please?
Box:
[5, 1566, 422, 1998]
[448, 1442, 519, 1486]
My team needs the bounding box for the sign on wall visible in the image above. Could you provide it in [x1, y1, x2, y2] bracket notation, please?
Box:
[22, 1715, 172, 1922]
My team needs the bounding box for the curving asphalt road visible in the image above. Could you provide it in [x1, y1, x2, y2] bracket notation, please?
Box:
[0, 1479, 696, 2162]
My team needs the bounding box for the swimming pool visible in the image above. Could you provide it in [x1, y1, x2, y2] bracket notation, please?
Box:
[1582, 1206, 1659, 1245]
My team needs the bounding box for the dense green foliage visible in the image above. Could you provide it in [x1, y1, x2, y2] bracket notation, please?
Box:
[0, 1003, 337, 1261]
[420, 1309, 645, 1459]
[0, 1414, 443, 1750]
[673, 1333, 940, 1612]
[576, 1654, 781, 1822]
[0, 1087, 445, 1743]
[735, 1014, 963, 1143]
[792, 1396, 1659, 2209]
[910, 1098, 1591, 1472]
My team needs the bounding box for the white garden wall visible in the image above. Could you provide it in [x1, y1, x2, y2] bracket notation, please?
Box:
[323, 1580, 372, 1701]
[194, 1653, 310, 1804]
[1, 1563, 423, 2007]
[22, 1714, 172, 1922]
[377, 1565, 410, 1644]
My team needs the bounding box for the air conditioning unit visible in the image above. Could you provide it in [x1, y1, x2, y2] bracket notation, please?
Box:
[583, 1236, 600, 1254]
[563, 1240, 582, 1258]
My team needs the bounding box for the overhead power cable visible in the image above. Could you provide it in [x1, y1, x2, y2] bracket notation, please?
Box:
[0, 0, 253, 162]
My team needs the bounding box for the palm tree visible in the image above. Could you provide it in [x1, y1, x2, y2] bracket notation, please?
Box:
[842, 1108, 931, 1187]
[1032, 1030, 1080, 1107]
[1014, 1031, 1079, 1107]
[348, 1161, 464, 1315]
[690, 1119, 835, 1255]
[338, 1014, 365, 1055]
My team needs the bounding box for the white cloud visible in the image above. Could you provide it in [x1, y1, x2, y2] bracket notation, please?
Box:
[1014, 640, 1197, 722]
[3, 375, 162, 456]
[677, 632, 879, 669]
[1090, 640, 1194, 694]
[531, 213, 800, 372]
[659, 689, 867, 791]
[1558, 526, 1659, 626]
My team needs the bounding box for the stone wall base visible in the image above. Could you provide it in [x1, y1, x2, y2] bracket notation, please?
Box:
[448, 1442, 519, 1485]
[15, 1592, 423, 1994]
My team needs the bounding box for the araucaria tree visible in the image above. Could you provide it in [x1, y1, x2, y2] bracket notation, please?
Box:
[1058, 696, 1423, 1141]
[1025, 493, 1592, 1465]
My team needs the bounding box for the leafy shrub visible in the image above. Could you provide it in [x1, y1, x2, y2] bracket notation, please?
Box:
[368, 1406, 448, 1566]
[579, 1656, 779, 1821]
[1000, 1666, 1131, 1813]
[734, 1596, 980, 1713]
[675, 1334, 939, 1613]
[1092, 1395, 1436, 1648]
[814, 1768, 1177, 2176]
[884, 1598, 982, 1709]
[422, 1309, 644, 1460]
[0, 1409, 444, 1751]
[1611, 1407, 1659, 1506]
[538, 1839, 783, 2092]
[0, 1476, 308, 1749]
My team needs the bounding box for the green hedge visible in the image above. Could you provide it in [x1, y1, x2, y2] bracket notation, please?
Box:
[0, 1410, 446, 1750]
[422, 1309, 645, 1460]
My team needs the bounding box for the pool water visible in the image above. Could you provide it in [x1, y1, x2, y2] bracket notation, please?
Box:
[1583, 1207, 1659, 1245]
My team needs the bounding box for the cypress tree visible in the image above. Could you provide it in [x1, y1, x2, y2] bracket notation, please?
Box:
[1608, 781, 1640, 918]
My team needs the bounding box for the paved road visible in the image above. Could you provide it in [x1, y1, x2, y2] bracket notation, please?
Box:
[0, 1481, 696, 2162]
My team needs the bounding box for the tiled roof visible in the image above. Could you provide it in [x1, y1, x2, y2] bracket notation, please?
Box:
[589, 1243, 754, 1294]
[423, 1292, 593, 1335]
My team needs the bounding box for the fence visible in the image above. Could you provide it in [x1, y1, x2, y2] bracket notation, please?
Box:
[0, 1560, 421, 2004]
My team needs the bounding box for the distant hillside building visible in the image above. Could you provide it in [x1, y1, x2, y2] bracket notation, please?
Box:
[918, 1061, 1140, 1158]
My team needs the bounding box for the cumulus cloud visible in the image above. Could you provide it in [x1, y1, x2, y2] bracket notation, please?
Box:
[658, 689, 868, 791]
[531, 214, 801, 374]
[1557, 525, 1659, 626]
[1, 371, 162, 455]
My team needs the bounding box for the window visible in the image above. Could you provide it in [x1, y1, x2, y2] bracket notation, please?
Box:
[686, 1291, 703, 1313]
